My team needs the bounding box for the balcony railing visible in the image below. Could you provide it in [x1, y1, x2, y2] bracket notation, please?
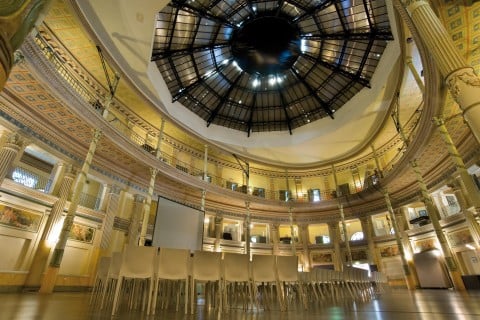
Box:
[77, 192, 101, 210]
[31, 30, 420, 204]
[10, 166, 51, 193]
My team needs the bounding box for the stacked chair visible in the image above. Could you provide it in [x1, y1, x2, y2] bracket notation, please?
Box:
[91, 248, 390, 315]
[222, 252, 253, 310]
[151, 248, 190, 314]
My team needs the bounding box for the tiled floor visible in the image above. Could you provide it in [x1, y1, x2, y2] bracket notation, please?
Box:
[1, 289, 480, 320]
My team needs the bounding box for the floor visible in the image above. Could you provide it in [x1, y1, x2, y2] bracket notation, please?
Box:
[1, 289, 480, 320]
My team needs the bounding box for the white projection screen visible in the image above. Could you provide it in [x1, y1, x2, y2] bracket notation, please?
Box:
[152, 196, 204, 251]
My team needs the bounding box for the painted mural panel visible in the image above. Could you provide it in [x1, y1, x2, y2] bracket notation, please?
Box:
[0, 203, 42, 232]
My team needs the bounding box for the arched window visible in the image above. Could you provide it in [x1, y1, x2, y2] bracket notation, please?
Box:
[350, 231, 364, 241]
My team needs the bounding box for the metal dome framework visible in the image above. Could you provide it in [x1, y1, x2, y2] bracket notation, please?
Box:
[152, 0, 393, 136]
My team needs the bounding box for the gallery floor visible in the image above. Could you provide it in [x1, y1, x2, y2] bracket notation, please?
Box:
[1, 289, 480, 320]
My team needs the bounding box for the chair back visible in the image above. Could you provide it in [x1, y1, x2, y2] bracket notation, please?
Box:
[251, 254, 276, 283]
[96, 256, 111, 280]
[223, 252, 250, 282]
[120, 245, 156, 278]
[192, 251, 222, 281]
[276, 255, 298, 282]
[156, 247, 190, 280]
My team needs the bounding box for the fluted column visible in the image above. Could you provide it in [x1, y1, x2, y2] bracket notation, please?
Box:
[396, 207, 419, 286]
[405, 55, 425, 93]
[288, 207, 296, 255]
[39, 128, 102, 293]
[384, 190, 417, 290]
[244, 201, 251, 256]
[24, 166, 75, 287]
[203, 144, 209, 181]
[270, 223, 280, 255]
[360, 216, 379, 270]
[0, 1, 52, 89]
[328, 221, 343, 271]
[0, 132, 24, 183]
[434, 117, 480, 209]
[401, 0, 480, 142]
[100, 185, 121, 254]
[214, 214, 223, 252]
[127, 194, 145, 246]
[299, 224, 310, 271]
[371, 144, 383, 178]
[339, 203, 352, 266]
[139, 168, 158, 246]
[46, 162, 68, 195]
[410, 160, 465, 290]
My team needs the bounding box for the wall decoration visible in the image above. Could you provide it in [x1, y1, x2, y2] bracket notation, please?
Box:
[380, 245, 400, 257]
[415, 238, 437, 252]
[311, 252, 333, 264]
[68, 222, 95, 243]
[448, 229, 474, 247]
[347, 250, 368, 261]
[0, 203, 42, 232]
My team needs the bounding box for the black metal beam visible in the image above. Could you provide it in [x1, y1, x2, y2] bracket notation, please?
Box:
[206, 72, 244, 126]
[278, 88, 293, 135]
[276, 0, 285, 16]
[290, 67, 334, 118]
[333, 1, 348, 33]
[355, 35, 375, 78]
[151, 43, 229, 61]
[302, 52, 370, 87]
[293, 0, 333, 23]
[172, 57, 229, 102]
[247, 91, 257, 137]
[171, 0, 237, 28]
[166, 7, 180, 54]
[303, 31, 393, 41]
[245, 0, 257, 18]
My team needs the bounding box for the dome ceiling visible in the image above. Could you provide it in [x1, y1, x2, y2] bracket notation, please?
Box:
[151, 0, 393, 135]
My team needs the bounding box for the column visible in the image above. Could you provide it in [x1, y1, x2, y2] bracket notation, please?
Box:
[450, 179, 480, 247]
[100, 185, 121, 254]
[396, 207, 420, 286]
[371, 144, 383, 178]
[244, 201, 251, 256]
[214, 214, 223, 252]
[127, 194, 145, 246]
[299, 224, 310, 271]
[288, 207, 296, 255]
[24, 166, 75, 287]
[410, 160, 465, 290]
[203, 144, 208, 181]
[401, 0, 480, 142]
[339, 203, 352, 266]
[139, 168, 158, 246]
[0, 1, 52, 89]
[0, 132, 24, 183]
[384, 191, 417, 290]
[434, 117, 480, 209]
[328, 221, 343, 271]
[46, 162, 68, 195]
[270, 223, 280, 255]
[434, 117, 480, 244]
[39, 128, 103, 294]
[138, 118, 165, 245]
[360, 216, 379, 270]
[405, 56, 425, 93]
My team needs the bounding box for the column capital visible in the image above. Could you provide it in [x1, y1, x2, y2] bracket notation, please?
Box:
[133, 194, 145, 203]
[402, 0, 429, 14]
[446, 67, 480, 111]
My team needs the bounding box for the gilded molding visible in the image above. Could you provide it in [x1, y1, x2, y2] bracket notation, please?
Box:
[446, 68, 480, 104]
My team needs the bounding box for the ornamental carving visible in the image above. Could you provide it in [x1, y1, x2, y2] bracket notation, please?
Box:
[446, 69, 480, 103]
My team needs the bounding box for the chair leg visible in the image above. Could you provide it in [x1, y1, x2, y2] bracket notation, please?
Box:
[111, 276, 123, 315]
